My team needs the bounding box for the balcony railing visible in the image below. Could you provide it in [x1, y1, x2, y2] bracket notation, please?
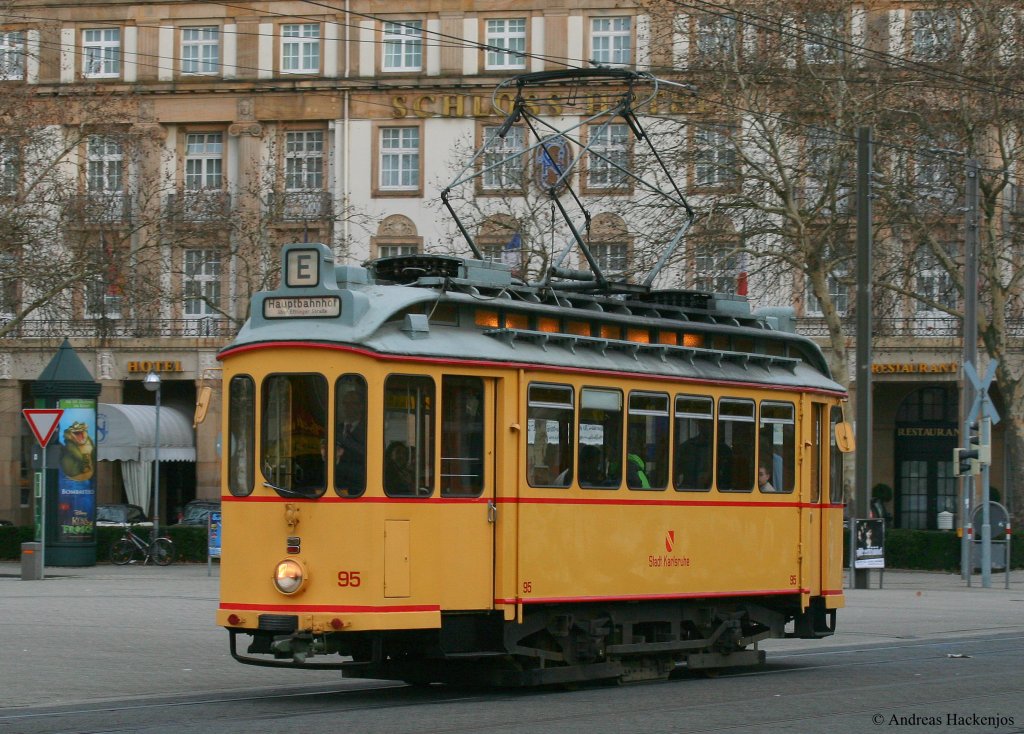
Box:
[66, 193, 132, 225]
[795, 184, 853, 214]
[4, 314, 1021, 342]
[267, 190, 332, 221]
[797, 316, 968, 338]
[0, 317, 234, 339]
[164, 191, 232, 223]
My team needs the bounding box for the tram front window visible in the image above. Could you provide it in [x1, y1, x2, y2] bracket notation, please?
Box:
[334, 375, 367, 497]
[261, 374, 328, 498]
[228, 375, 255, 497]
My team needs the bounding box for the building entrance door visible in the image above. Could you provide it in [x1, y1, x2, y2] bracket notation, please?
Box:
[892, 385, 958, 530]
[895, 448, 956, 529]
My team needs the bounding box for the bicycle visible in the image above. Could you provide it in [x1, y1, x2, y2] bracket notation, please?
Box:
[110, 527, 176, 566]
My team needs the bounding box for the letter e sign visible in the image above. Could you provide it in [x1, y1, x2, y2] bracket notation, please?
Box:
[286, 249, 320, 288]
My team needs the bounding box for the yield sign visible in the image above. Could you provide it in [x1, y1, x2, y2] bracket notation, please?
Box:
[23, 409, 64, 447]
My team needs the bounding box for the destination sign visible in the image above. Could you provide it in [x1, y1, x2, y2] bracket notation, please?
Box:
[264, 296, 341, 319]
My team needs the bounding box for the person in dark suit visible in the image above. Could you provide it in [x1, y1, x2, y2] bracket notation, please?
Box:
[335, 389, 366, 495]
[676, 419, 714, 490]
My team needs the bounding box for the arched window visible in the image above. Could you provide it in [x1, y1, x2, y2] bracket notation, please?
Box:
[588, 212, 631, 278]
[478, 215, 522, 268]
[895, 385, 958, 424]
[691, 216, 739, 292]
[372, 214, 422, 258]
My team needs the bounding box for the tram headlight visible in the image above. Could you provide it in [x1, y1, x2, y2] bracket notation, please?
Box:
[273, 559, 305, 595]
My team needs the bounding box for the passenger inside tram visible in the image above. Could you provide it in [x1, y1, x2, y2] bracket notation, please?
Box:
[384, 441, 414, 495]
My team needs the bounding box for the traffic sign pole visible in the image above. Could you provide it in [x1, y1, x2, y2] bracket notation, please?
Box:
[961, 161, 979, 582]
[981, 416, 992, 587]
[39, 449, 47, 578]
[961, 361, 1001, 588]
[22, 408, 64, 581]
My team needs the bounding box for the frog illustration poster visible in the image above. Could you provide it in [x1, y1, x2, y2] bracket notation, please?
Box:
[56, 399, 97, 542]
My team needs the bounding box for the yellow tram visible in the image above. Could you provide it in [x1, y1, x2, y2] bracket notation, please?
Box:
[215, 242, 852, 685]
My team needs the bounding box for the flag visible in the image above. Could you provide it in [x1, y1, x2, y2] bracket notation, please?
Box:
[502, 232, 522, 270]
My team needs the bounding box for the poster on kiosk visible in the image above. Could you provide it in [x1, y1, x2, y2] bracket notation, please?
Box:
[54, 399, 98, 543]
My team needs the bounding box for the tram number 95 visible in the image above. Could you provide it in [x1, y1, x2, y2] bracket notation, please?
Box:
[337, 571, 362, 587]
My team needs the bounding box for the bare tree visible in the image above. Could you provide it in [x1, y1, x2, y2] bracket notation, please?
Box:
[633, 0, 1024, 519]
[624, 0, 914, 387]
[0, 87, 141, 337]
[156, 125, 373, 331]
[867, 0, 1024, 521]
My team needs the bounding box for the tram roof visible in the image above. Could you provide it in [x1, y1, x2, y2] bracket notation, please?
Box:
[223, 244, 844, 395]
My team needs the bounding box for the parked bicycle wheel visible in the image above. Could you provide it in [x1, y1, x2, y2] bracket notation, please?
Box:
[151, 537, 175, 566]
[111, 538, 136, 565]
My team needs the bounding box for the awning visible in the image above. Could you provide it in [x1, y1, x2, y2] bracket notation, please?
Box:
[96, 403, 197, 462]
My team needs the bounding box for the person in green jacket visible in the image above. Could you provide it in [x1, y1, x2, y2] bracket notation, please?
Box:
[627, 447, 650, 489]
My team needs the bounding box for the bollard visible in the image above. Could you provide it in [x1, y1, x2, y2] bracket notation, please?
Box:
[21, 542, 43, 580]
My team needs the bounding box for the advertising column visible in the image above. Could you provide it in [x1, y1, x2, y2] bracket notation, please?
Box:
[31, 339, 101, 567]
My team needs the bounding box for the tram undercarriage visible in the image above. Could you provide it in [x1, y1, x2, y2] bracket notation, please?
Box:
[229, 597, 835, 686]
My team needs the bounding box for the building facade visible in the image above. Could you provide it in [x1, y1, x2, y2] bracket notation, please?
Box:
[0, 0, 1018, 528]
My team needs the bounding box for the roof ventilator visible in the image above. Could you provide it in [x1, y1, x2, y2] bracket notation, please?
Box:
[402, 313, 430, 340]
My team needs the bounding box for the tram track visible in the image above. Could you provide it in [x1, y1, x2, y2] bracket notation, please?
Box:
[3, 632, 1022, 734]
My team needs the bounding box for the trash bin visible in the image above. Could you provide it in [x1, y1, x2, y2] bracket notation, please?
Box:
[21, 542, 43, 580]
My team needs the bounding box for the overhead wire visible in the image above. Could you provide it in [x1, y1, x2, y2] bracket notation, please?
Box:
[0, 8, 603, 125]
[6, 0, 1020, 117]
[2, 0, 1020, 179]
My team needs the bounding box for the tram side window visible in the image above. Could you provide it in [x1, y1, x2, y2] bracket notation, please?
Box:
[383, 375, 435, 497]
[334, 375, 367, 497]
[627, 392, 669, 490]
[674, 395, 713, 491]
[810, 404, 824, 503]
[829, 406, 845, 503]
[527, 383, 574, 488]
[579, 388, 623, 489]
[718, 398, 756, 491]
[261, 374, 328, 497]
[228, 375, 255, 497]
[441, 376, 485, 497]
[758, 401, 795, 493]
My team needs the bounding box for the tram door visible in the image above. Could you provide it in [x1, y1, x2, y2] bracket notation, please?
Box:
[438, 375, 495, 610]
[801, 403, 826, 595]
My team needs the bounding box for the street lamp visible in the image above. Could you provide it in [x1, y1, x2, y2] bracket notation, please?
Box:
[143, 371, 161, 543]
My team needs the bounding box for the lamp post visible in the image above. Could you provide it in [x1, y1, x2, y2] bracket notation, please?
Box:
[143, 371, 161, 543]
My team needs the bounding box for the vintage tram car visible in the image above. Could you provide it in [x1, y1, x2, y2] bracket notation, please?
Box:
[215, 242, 851, 685]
